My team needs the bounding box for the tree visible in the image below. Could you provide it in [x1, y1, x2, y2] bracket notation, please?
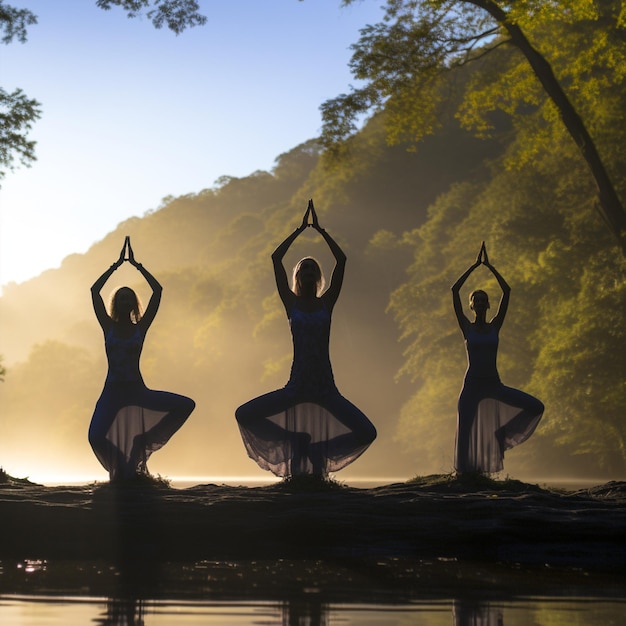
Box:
[323, 0, 626, 251]
[0, 1, 40, 181]
[0, 0, 206, 180]
[95, 0, 206, 35]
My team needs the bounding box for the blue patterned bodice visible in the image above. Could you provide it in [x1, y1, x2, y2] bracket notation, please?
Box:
[104, 326, 144, 382]
[286, 304, 337, 397]
[464, 323, 499, 379]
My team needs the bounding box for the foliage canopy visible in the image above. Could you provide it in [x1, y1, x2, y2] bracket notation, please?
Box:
[326, 0, 626, 248]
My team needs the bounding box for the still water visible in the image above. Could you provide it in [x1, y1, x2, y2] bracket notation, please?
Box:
[1, 595, 624, 625]
[0, 558, 623, 625]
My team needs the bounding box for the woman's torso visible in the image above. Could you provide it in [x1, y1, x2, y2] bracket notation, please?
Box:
[104, 325, 145, 383]
[286, 302, 336, 395]
[464, 322, 499, 380]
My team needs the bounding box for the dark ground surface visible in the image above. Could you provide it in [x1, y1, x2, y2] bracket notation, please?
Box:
[1, 473, 624, 573]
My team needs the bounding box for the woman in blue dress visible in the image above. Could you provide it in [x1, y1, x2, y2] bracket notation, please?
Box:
[236, 201, 377, 478]
[89, 237, 195, 481]
[452, 242, 543, 474]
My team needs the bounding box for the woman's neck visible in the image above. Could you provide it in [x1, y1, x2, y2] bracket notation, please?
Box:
[299, 285, 317, 299]
[473, 312, 488, 326]
[294, 293, 322, 312]
[112, 317, 136, 334]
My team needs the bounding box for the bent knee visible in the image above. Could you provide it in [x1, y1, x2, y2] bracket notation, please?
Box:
[368, 423, 377, 443]
[235, 405, 249, 425]
[361, 421, 377, 444]
[88, 427, 103, 450]
[526, 395, 544, 415]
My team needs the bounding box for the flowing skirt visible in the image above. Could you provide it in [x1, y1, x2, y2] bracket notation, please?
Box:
[455, 376, 543, 473]
[89, 380, 195, 480]
[235, 388, 376, 477]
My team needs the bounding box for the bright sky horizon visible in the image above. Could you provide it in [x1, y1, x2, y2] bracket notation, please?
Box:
[0, 0, 384, 290]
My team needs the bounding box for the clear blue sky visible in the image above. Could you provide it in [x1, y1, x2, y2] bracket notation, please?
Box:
[0, 0, 383, 288]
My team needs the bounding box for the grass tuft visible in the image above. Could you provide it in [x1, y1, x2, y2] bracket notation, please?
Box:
[277, 473, 347, 492]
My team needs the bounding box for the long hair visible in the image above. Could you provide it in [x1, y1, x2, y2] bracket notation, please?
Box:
[292, 257, 325, 297]
[109, 287, 143, 323]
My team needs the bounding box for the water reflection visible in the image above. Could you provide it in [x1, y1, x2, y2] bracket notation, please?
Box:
[90, 596, 420, 626]
[0, 592, 625, 625]
[256, 597, 503, 626]
[282, 597, 328, 626]
[94, 597, 145, 626]
[1, 558, 624, 625]
[453, 600, 503, 626]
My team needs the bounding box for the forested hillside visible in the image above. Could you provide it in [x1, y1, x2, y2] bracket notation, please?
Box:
[0, 8, 624, 482]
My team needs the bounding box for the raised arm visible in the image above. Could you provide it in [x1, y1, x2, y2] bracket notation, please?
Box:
[91, 240, 126, 331]
[127, 239, 162, 331]
[271, 205, 310, 312]
[451, 243, 483, 332]
[482, 245, 510, 330]
[309, 200, 346, 312]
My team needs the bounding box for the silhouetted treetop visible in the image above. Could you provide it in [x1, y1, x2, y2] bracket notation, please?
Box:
[0, 0, 36, 43]
[95, 0, 207, 34]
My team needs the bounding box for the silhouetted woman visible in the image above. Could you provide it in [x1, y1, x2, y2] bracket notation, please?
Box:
[452, 242, 543, 474]
[89, 237, 195, 481]
[236, 201, 376, 477]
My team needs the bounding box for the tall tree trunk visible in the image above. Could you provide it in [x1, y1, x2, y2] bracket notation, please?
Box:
[468, 0, 626, 252]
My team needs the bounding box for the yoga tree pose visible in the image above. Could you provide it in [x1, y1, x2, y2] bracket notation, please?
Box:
[89, 237, 195, 481]
[236, 201, 376, 477]
[452, 242, 543, 473]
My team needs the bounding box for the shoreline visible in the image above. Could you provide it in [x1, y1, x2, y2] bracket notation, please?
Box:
[1, 474, 624, 574]
[3, 471, 615, 490]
